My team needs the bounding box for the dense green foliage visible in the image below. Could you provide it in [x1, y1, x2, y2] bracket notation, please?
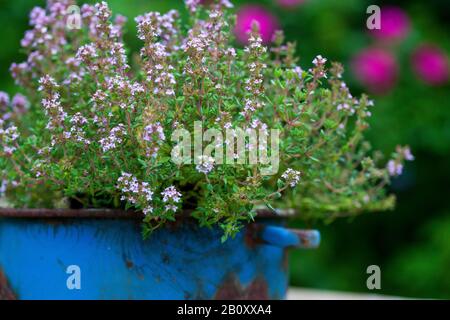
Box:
[0, 1, 409, 241]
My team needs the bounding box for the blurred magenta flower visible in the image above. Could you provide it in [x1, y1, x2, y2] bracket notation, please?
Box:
[352, 48, 398, 94]
[370, 6, 410, 42]
[412, 45, 449, 85]
[276, 0, 306, 8]
[235, 5, 279, 44]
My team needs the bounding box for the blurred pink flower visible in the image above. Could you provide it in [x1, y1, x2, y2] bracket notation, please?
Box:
[235, 5, 279, 44]
[412, 45, 449, 86]
[276, 0, 306, 8]
[352, 48, 398, 94]
[370, 6, 410, 42]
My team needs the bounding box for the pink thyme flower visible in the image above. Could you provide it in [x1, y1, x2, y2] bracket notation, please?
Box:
[142, 123, 165, 157]
[0, 92, 10, 111]
[29, 6, 48, 27]
[12, 94, 30, 114]
[403, 147, 415, 161]
[387, 160, 403, 177]
[312, 55, 327, 66]
[370, 6, 410, 42]
[0, 124, 19, 156]
[281, 168, 301, 187]
[161, 186, 182, 203]
[235, 5, 279, 44]
[412, 45, 449, 86]
[161, 185, 182, 213]
[195, 155, 215, 174]
[99, 124, 126, 152]
[352, 48, 397, 94]
[117, 173, 154, 215]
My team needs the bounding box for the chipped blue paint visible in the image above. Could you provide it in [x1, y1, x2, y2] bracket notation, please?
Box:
[0, 217, 319, 300]
[261, 226, 321, 249]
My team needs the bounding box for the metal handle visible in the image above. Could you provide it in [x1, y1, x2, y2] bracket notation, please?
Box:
[256, 225, 320, 249]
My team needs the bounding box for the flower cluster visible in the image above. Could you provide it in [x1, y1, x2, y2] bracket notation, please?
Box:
[117, 172, 154, 215]
[387, 146, 414, 177]
[281, 168, 301, 188]
[142, 123, 166, 157]
[66, 113, 90, 145]
[136, 12, 177, 98]
[38, 75, 67, 137]
[242, 25, 267, 120]
[0, 92, 30, 120]
[99, 124, 126, 152]
[161, 186, 182, 213]
[0, 122, 19, 156]
[196, 155, 215, 174]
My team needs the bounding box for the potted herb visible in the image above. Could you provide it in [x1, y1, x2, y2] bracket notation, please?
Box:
[0, 0, 412, 300]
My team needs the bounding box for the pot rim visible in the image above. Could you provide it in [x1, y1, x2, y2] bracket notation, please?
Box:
[0, 208, 296, 219]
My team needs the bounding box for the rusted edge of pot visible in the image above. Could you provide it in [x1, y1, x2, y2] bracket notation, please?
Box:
[0, 208, 296, 219]
[0, 268, 16, 300]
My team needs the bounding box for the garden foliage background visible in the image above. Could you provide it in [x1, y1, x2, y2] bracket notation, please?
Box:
[0, 0, 449, 298]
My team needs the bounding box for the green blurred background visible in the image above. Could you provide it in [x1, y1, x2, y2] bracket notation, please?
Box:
[1, 0, 449, 298]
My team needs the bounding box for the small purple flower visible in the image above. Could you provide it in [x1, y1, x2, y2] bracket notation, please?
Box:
[21, 30, 35, 48]
[195, 155, 215, 174]
[281, 168, 301, 187]
[0, 92, 10, 110]
[387, 160, 403, 177]
[117, 173, 154, 215]
[142, 123, 165, 157]
[412, 45, 449, 86]
[352, 48, 397, 94]
[235, 5, 279, 44]
[161, 186, 182, 213]
[403, 147, 415, 161]
[1, 125, 19, 156]
[12, 94, 30, 114]
[99, 124, 126, 152]
[161, 186, 182, 203]
[185, 0, 201, 13]
[312, 55, 327, 66]
[370, 6, 410, 42]
[29, 6, 47, 27]
[76, 44, 98, 63]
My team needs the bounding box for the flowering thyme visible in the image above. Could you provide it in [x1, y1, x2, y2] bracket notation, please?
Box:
[66, 113, 90, 145]
[117, 172, 154, 215]
[142, 123, 166, 158]
[0, 122, 19, 156]
[99, 124, 126, 152]
[242, 24, 267, 120]
[0, 1, 413, 240]
[196, 155, 215, 174]
[11, 94, 29, 114]
[161, 186, 182, 213]
[38, 75, 67, 140]
[281, 168, 301, 187]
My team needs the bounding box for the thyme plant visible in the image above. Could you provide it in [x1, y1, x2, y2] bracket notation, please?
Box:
[0, 0, 413, 240]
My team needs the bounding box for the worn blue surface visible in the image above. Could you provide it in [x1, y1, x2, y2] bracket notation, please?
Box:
[262, 226, 321, 249]
[0, 218, 292, 300]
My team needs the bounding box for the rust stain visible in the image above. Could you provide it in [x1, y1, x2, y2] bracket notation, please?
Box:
[214, 274, 269, 300]
[0, 268, 16, 300]
[122, 254, 134, 269]
[244, 223, 264, 248]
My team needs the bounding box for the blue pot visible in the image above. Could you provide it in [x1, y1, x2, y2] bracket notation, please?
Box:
[0, 209, 319, 300]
